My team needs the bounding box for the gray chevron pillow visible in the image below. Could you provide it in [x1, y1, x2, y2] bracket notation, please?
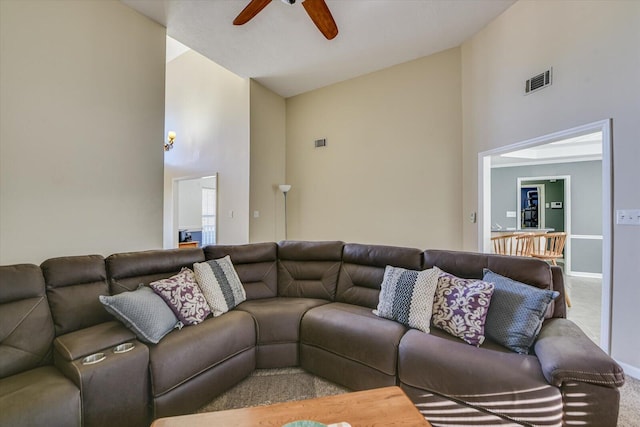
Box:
[194, 256, 246, 317]
[374, 265, 440, 333]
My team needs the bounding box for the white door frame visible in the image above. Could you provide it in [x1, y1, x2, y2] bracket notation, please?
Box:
[478, 119, 612, 353]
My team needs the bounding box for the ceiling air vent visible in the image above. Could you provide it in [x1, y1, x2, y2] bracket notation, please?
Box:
[525, 68, 552, 95]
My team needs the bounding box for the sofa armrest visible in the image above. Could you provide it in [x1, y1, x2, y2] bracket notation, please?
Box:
[534, 318, 625, 388]
[54, 321, 136, 362]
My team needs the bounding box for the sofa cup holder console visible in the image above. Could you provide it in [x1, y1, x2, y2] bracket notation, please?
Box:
[82, 352, 106, 365]
[113, 342, 135, 354]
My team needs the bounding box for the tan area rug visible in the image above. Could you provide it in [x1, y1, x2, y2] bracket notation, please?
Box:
[619, 375, 640, 427]
[197, 368, 350, 413]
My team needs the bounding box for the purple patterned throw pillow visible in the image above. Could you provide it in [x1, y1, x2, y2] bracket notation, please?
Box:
[432, 271, 495, 346]
[150, 268, 211, 325]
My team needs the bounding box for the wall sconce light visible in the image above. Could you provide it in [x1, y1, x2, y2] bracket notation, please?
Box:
[164, 131, 176, 151]
[279, 184, 292, 240]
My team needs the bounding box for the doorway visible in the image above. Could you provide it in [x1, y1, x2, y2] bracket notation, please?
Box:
[518, 184, 545, 229]
[478, 119, 612, 353]
[172, 174, 217, 248]
[516, 176, 571, 272]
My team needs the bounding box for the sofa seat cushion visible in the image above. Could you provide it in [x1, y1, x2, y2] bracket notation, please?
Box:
[300, 302, 407, 376]
[236, 297, 329, 345]
[148, 310, 255, 397]
[398, 329, 563, 426]
[0, 366, 81, 427]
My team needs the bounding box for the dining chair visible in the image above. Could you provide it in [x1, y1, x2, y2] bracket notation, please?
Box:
[530, 232, 571, 307]
[530, 232, 567, 266]
[491, 233, 534, 257]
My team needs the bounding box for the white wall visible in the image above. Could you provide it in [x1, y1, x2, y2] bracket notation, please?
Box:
[249, 80, 287, 243]
[0, 0, 165, 264]
[285, 48, 463, 250]
[177, 179, 203, 230]
[164, 50, 250, 248]
[461, 1, 640, 375]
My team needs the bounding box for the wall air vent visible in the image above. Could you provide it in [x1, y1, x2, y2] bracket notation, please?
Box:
[314, 138, 327, 148]
[525, 68, 552, 95]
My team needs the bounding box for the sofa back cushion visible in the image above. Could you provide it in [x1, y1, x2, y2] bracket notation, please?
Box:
[106, 248, 205, 294]
[204, 243, 277, 300]
[336, 243, 423, 309]
[0, 264, 55, 378]
[423, 249, 559, 318]
[41, 255, 112, 336]
[277, 241, 343, 300]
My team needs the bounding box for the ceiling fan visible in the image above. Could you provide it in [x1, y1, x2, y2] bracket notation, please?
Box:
[233, 0, 338, 40]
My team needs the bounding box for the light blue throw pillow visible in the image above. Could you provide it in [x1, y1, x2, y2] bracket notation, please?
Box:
[483, 269, 559, 354]
[99, 285, 179, 344]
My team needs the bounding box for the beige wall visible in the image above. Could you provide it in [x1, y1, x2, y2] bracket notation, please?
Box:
[164, 50, 250, 248]
[285, 48, 462, 250]
[461, 1, 640, 374]
[0, 0, 165, 264]
[249, 80, 287, 243]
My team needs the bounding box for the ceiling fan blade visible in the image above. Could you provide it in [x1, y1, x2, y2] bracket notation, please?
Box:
[302, 0, 338, 40]
[233, 0, 273, 25]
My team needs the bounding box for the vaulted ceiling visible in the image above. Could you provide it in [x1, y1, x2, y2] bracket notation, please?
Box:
[122, 0, 515, 97]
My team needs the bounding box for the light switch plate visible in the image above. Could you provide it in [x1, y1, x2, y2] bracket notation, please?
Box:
[616, 209, 640, 225]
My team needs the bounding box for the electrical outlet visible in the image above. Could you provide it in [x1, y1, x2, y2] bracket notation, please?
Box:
[470, 212, 477, 223]
[616, 209, 640, 225]
[253, 210, 260, 218]
[506, 211, 516, 218]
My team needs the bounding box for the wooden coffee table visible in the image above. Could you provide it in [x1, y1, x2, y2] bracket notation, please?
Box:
[151, 386, 431, 427]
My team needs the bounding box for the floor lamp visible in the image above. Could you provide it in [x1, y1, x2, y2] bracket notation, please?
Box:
[278, 184, 291, 240]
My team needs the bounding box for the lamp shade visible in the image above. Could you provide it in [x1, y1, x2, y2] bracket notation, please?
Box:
[279, 184, 292, 193]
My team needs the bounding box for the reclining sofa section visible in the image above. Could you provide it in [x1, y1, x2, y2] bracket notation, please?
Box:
[0, 241, 625, 427]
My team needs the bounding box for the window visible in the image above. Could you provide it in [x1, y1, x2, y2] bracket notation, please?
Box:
[202, 187, 216, 245]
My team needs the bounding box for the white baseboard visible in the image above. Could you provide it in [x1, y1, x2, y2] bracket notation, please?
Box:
[617, 360, 640, 380]
[567, 271, 603, 279]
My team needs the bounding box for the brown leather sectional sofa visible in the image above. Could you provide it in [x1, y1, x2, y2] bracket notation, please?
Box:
[0, 241, 625, 426]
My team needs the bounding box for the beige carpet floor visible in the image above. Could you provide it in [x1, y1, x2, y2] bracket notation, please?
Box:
[619, 374, 640, 427]
[198, 367, 640, 426]
[197, 368, 349, 413]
